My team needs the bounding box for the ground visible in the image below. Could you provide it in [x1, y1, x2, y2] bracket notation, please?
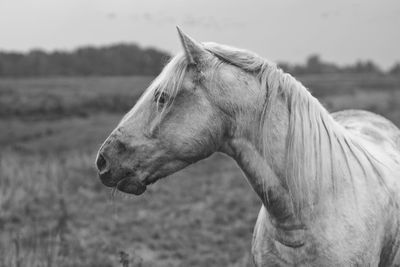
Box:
[0, 74, 399, 266]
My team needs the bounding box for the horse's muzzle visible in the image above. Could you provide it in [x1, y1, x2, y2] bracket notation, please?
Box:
[96, 152, 147, 195]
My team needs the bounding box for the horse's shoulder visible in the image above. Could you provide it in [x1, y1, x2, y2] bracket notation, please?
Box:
[332, 109, 400, 150]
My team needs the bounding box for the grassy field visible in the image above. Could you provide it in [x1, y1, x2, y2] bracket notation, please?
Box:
[0, 74, 399, 267]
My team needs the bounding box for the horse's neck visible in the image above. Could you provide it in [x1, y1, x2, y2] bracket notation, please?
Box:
[224, 97, 302, 225]
[226, 137, 302, 227]
[224, 84, 347, 225]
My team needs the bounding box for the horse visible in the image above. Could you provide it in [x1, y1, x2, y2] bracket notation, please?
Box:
[96, 27, 400, 266]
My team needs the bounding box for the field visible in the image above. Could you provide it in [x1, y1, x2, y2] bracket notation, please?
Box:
[0, 74, 399, 267]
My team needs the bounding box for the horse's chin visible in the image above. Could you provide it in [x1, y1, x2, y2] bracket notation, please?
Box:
[116, 176, 147, 195]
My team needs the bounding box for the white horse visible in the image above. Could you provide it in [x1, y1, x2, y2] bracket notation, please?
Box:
[96, 28, 400, 266]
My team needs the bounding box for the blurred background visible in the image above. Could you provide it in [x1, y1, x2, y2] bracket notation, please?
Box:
[0, 0, 399, 266]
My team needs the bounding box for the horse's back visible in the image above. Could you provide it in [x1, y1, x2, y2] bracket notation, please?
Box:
[332, 110, 400, 266]
[332, 109, 400, 153]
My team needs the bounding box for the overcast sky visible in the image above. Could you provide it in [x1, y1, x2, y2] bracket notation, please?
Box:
[0, 0, 399, 68]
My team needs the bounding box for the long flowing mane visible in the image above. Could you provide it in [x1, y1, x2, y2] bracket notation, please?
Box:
[151, 42, 387, 212]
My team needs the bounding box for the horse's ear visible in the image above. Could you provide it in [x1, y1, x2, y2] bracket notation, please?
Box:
[176, 26, 207, 65]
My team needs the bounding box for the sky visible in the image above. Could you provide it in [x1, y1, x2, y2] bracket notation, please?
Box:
[0, 0, 399, 69]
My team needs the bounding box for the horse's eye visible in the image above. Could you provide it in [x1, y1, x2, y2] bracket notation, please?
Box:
[154, 91, 168, 105]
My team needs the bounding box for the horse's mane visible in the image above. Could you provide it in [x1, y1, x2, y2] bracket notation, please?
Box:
[151, 42, 387, 212]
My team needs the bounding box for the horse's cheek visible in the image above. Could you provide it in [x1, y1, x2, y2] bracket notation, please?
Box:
[165, 131, 212, 162]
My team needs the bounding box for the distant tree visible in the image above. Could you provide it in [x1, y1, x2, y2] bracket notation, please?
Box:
[389, 62, 400, 75]
[344, 60, 382, 74]
[283, 54, 340, 75]
[306, 54, 323, 73]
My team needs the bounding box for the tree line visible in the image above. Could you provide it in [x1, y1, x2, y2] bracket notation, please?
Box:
[0, 44, 170, 77]
[278, 54, 400, 76]
[0, 44, 399, 77]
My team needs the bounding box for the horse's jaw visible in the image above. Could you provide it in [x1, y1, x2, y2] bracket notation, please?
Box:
[222, 138, 278, 205]
[116, 176, 147, 195]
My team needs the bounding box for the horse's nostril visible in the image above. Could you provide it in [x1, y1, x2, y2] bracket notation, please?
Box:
[96, 153, 108, 173]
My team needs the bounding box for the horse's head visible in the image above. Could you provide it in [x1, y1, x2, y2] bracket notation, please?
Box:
[96, 28, 264, 195]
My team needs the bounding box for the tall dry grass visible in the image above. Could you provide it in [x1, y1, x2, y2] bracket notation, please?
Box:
[0, 150, 256, 267]
[0, 152, 94, 267]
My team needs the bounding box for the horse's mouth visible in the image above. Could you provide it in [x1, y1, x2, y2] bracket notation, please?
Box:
[116, 176, 148, 195]
[115, 175, 161, 195]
